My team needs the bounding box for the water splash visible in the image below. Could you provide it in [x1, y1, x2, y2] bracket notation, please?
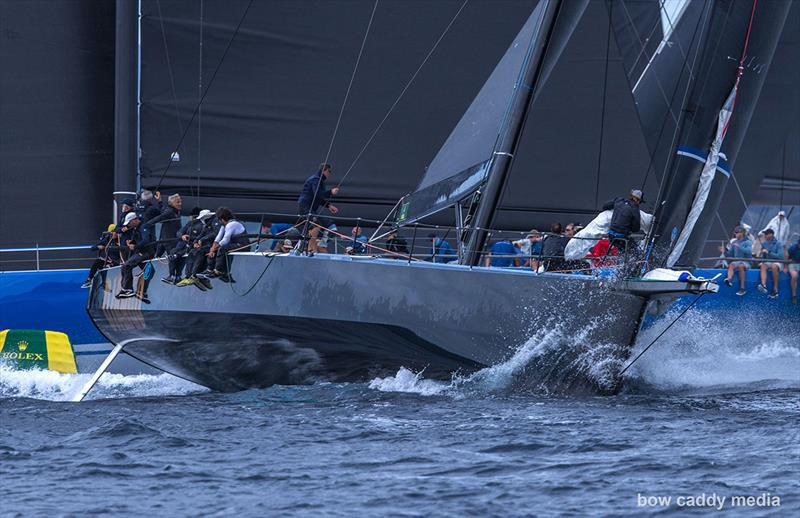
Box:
[0, 364, 207, 402]
[370, 306, 800, 398]
[370, 324, 627, 397]
[625, 306, 800, 391]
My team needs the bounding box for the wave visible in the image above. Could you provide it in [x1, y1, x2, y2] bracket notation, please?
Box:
[370, 323, 628, 397]
[626, 306, 800, 392]
[0, 364, 207, 402]
[370, 306, 800, 398]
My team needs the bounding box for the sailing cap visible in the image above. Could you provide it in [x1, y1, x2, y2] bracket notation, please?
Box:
[733, 226, 745, 233]
[123, 212, 139, 225]
[283, 239, 293, 247]
[107, 223, 117, 233]
[630, 189, 644, 201]
[198, 209, 214, 220]
[778, 210, 786, 216]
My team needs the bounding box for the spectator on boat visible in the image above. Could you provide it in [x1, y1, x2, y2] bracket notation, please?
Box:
[757, 228, 783, 299]
[259, 221, 295, 251]
[761, 210, 790, 247]
[562, 223, 588, 273]
[279, 239, 294, 253]
[602, 189, 643, 253]
[346, 226, 368, 255]
[81, 224, 118, 288]
[318, 223, 338, 254]
[145, 193, 183, 257]
[176, 210, 218, 290]
[541, 223, 570, 272]
[206, 207, 250, 281]
[116, 212, 153, 299]
[787, 236, 799, 305]
[162, 207, 203, 285]
[428, 233, 456, 263]
[723, 226, 752, 296]
[485, 238, 520, 267]
[587, 238, 617, 268]
[385, 229, 409, 258]
[514, 230, 542, 269]
[298, 163, 340, 253]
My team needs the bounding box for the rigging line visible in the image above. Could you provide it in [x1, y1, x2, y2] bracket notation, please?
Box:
[595, 0, 613, 210]
[638, 0, 709, 192]
[337, 0, 470, 188]
[619, 293, 705, 376]
[645, 1, 711, 199]
[197, 0, 204, 206]
[154, 0, 255, 192]
[156, 0, 184, 138]
[323, 0, 378, 166]
[619, 0, 678, 125]
[300, 0, 379, 249]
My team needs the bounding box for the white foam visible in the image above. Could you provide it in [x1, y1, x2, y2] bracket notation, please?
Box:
[369, 323, 625, 397]
[368, 367, 449, 396]
[0, 364, 207, 402]
[628, 307, 800, 389]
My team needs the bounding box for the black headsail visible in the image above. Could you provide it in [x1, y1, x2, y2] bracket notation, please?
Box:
[394, 0, 592, 258]
[638, 0, 791, 268]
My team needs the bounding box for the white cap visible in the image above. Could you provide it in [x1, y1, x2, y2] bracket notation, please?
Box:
[778, 210, 786, 217]
[198, 209, 214, 220]
[123, 212, 139, 225]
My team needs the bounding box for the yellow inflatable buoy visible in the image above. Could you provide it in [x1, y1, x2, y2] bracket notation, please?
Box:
[0, 329, 78, 374]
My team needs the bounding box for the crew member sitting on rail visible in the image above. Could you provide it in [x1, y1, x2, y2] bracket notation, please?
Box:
[116, 212, 154, 299]
[206, 207, 249, 282]
[176, 210, 218, 290]
[162, 207, 203, 285]
[81, 224, 118, 288]
[788, 236, 799, 305]
[147, 193, 183, 257]
[723, 226, 752, 296]
[756, 228, 783, 299]
[298, 163, 340, 254]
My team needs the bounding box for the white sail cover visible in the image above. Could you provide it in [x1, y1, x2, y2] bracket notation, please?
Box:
[564, 209, 653, 260]
[761, 213, 791, 244]
[666, 85, 736, 267]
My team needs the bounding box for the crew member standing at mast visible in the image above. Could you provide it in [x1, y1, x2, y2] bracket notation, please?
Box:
[298, 163, 340, 254]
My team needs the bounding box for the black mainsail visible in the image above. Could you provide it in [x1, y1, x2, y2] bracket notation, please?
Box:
[642, 0, 791, 268]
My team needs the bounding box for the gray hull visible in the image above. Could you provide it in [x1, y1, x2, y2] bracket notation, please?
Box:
[87, 253, 649, 392]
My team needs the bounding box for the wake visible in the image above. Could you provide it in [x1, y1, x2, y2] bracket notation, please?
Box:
[0, 364, 206, 401]
[369, 307, 800, 398]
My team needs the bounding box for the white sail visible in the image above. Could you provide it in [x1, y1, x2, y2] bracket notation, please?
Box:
[666, 85, 736, 267]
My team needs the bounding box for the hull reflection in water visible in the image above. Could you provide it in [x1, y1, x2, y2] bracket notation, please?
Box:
[87, 253, 660, 393]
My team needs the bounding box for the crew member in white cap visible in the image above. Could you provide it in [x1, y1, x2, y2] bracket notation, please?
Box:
[116, 212, 154, 298]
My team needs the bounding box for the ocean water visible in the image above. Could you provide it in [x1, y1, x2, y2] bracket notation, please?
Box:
[1, 309, 798, 517]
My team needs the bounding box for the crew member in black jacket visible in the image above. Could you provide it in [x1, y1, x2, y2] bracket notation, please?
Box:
[176, 210, 220, 290]
[146, 193, 183, 257]
[162, 206, 203, 284]
[602, 189, 643, 252]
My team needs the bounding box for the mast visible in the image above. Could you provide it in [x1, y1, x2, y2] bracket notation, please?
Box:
[462, 0, 561, 266]
[114, 0, 140, 198]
